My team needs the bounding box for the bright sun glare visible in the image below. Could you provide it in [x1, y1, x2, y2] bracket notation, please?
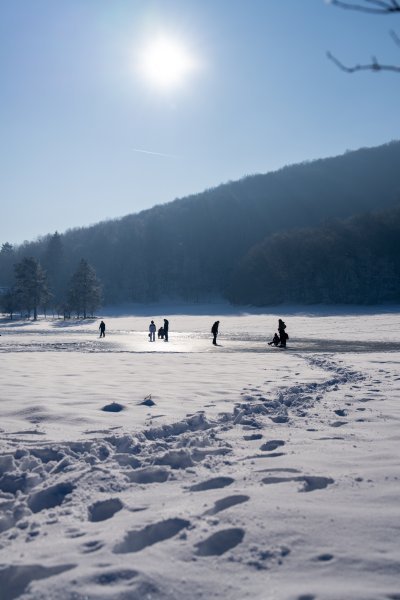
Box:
[138, 36, 196, 89]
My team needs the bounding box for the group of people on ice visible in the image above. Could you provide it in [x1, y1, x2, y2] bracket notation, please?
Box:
[149, 318, 222, 346]
[147, 318, 221, 346]
[99, 317, 289, 347]
[148, 319, 169, 342]
[267, 318, 289, 348]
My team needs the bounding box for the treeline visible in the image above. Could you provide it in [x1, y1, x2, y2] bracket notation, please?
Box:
[227, 206, 400, 305]
[0, 250, 102, 319]
[0, 141, 400, 307]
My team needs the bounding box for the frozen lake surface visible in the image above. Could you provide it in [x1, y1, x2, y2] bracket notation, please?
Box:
[1, 308, 400, 599]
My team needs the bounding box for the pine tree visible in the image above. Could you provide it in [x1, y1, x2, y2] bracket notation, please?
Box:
[0, 242, 15, 286]
[42, 232, 65, 313]
[0, 288, 19, 320]
[67, 259, 102, 318]
[14, 257, 49, 320]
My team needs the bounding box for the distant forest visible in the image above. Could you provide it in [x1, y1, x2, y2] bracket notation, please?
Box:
[228, 206, 400, 305]
[1, 141, 400, 310]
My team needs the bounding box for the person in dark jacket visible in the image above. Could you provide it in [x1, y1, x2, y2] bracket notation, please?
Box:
[211, 321, 220, 345]
[268, 332, 280, 347]
[278, 318, 288, 347]
[99, 320, 106, 338]
[163, 318, 169, 342]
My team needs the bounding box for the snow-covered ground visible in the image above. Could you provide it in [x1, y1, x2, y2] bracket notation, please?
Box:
[1, 307, 400, 600]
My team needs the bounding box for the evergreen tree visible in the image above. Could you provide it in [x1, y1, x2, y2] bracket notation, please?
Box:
[0, 242, 15, 286]
[14, 257, 49, 320]
[0, 287, 19, 320]
[42, 231, 65, 314]
[67, 259, 102, 318]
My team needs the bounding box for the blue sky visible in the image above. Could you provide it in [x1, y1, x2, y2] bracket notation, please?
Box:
[1, 0, 399, 244]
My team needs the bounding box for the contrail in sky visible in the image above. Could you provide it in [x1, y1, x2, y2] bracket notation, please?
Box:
[131, 147, 180, 158]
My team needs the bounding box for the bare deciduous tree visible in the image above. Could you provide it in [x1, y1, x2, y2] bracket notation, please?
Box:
[328, 0, 400, 15]
[327, 0, 400, 73]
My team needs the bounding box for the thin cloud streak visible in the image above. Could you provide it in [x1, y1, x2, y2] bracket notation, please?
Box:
[131, 147, 180, 158]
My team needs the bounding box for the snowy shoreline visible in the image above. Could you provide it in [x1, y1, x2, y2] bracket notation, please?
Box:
[1, 312, 400, 599]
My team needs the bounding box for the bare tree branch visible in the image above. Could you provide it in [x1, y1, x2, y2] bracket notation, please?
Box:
[328, 0, 400, 14]
[327, 50, 400, 71]
[390, 28, 400, 44]
[327, 0, 400, 73]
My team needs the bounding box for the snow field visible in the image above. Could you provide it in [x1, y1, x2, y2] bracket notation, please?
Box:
[0, 311, 400, 600]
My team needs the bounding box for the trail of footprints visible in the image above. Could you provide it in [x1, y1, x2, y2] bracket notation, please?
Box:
[76, 433, 334, 565]
[2, 355, 366, 597]
[94, 356, 367, 567]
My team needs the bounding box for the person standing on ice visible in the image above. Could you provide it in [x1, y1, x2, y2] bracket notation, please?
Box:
[149, 320, 156, 342]
[163, 318, 169, 342]
[278, 318, 288, 347]
[211, 320, 220, 346]
[99, 320, 106, 338]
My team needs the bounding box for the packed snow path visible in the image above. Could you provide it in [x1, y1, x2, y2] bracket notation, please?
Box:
[1, 312, 400, 599]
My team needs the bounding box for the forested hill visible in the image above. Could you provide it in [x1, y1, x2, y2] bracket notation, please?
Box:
[227, 205, 400, 306]
[1, 140, 400, 306]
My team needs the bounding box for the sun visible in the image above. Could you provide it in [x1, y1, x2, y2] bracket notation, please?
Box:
[138, 36, 196, 90]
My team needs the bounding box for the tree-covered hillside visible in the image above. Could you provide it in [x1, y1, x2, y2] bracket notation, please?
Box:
[228, 205, 400, 305]
[1, 141, 400, 307]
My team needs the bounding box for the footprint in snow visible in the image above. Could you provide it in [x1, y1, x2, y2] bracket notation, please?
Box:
[128, 466, 170, 484]
[0, 564, 75, 600]
[155, 449, 194, 469]
[65, 528, 86, 539]
[140, 397, 156, 406]
[81, 540, 104, 553]
[94, 569, 138, 585]
[262, 452, 286, 458]
[114, 518, 190, 554]
[242, 452, 285, 461]
[260, 440, 285, 452]
[101, 402, 125, 412]
[0, 473, 29, 495]
[195, 528, 245, 556]
[315, 553, 334, 561]
[262, 475, 334, 492]
[88, 498, 123, 522]
[244, 433, 263, 441]
[298, 476, 335, 493]
[330, 421, 348, 428]
[188, 476, 234, 492]
[114, 454, 141, 468]
[28, 481, 74, 514]
[204, 495, 249, 515]
[270, 415, 289, 423]
[334, 409, 348, 417]
[262, 476, 299, 486]
[257, 467, 301, 474]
